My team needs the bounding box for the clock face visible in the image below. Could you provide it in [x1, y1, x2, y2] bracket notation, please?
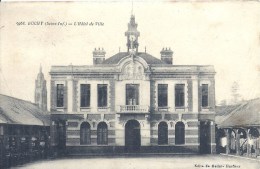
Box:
[129, 35, 136, 41]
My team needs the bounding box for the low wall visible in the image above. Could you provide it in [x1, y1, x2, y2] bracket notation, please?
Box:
[64, 145, 199, 155]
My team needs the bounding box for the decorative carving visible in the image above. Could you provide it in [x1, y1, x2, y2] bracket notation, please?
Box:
[170, 121, 174, 128]
[151, 122, 157, 127]
[141, 121, 144, 127]
[121, 61, 145, 80]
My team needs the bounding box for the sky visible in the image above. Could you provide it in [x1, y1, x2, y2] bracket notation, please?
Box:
[0, 1, 260, 109]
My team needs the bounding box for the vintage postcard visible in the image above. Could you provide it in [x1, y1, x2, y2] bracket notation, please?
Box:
[0, 1, 259, 169]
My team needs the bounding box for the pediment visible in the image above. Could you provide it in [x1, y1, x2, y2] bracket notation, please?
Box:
[118, 57, 150, 80]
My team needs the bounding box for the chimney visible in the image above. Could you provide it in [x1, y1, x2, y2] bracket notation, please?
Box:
[93, 47, 106, 65]
[160, 47, 173, 64]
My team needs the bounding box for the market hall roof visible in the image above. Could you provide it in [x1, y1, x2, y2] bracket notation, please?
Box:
[215, 98, 260, 128]
[0, 94, 50, 126]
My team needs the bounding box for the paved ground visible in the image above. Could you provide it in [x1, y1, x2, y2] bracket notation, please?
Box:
[12, 154, 260, 169]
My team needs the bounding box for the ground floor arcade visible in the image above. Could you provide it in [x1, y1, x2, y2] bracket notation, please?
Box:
[216, 127, 260, 157]
[50, 113, 216, 155]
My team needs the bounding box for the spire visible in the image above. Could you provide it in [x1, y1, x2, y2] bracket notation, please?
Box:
[125, 14, 140, 53]
[35, 64, 47, 111]
[40, 64, 42, 73]
[131, 0, 134, 16]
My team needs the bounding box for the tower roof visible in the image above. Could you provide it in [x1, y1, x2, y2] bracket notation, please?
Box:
[125, 15, 140, 36]
[37, 65, 45, 80]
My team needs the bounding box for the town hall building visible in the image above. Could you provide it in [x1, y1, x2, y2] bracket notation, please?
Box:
[50, 15, 216, 154]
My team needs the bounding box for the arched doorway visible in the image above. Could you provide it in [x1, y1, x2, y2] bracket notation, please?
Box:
[97, 122, 108, 145]
[175, 121, 185, 145]
[216, 128, 226, 154]
[80, 122, 91, 145]
[200, 121, 210, 154]
[249, 128, 260, 155]
[158, 122, 168, 145]
[125, 120, 141, 152]
[57, 121, 66, 148]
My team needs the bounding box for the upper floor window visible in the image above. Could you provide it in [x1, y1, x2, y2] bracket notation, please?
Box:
[98, 84, 107, 107]
[80, 84, 90, 107]
[126, 84, 139, 105]
[175, 84, 185, 107]
[202, 84, 209, 107]
[56, 84, 64, 107]
[158, 84, 168, 107]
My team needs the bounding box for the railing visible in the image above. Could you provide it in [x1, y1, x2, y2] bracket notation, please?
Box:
[119, 105, 149, 113]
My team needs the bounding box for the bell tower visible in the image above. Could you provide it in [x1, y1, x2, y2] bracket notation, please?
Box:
[125, 15, 140, 53]
[35, 65, 47, 111]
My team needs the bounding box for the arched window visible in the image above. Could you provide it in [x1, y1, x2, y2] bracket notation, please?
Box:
[158, 122, 168, 145]
[249, 128, 260, 138]
[80, 122, 91, 145]
[175, 122, 185, 145]
[97, 122, 108, 145]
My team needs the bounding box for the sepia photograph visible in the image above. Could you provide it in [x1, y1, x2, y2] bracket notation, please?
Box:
[0, 0, 259, 168]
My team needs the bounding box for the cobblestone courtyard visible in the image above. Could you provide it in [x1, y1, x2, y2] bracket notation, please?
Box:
[12, 155, 259, 169]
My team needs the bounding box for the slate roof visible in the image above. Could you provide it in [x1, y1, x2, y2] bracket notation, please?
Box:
[215, 98, 260, 128]
[102, 52, 167, 65]
[0, 94, 50, 126]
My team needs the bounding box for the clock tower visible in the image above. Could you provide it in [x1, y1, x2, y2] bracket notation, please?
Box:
[125, 15, 140, 53]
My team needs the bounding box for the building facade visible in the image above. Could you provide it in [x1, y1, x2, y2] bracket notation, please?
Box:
[50, 15, 216, 154]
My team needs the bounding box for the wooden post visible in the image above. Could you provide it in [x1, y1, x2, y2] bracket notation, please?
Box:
[210, 121, 216, 154]
[234, 129, 240, 155]
[224, 129, 230, 154]
[246, 129, 251, 157]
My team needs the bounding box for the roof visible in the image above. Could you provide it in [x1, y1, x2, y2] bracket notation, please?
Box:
[50, 52, 215, 75]
[216, 98, 260, 128]
[102, 52, 167, 65]
[0, 94, 50, 126]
